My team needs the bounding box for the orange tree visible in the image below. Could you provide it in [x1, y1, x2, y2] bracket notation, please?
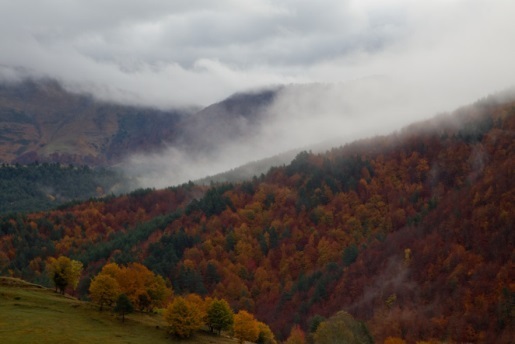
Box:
[164, 296, 204, 338]
[233, 310, 259, 344]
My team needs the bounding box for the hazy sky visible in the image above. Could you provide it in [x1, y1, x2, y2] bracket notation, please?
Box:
[1, 0, 514, 187]
[1, 0, 513, 108]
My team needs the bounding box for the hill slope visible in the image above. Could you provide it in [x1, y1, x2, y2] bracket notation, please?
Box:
[0, 277, 235, 344]
[1, 92, 513, 342]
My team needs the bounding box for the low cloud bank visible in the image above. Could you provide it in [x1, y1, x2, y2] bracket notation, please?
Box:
[1, 1, 513, 187]
[122, 76, 494, 188]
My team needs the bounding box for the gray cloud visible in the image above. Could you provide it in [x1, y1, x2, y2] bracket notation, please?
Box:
[1, 0, 514, 187]
[122, 77, 439, 188]
[6, 0, 506, 107]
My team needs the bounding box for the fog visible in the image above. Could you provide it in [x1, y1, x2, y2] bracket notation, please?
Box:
[1, 0, 514, 187]
[121, 77, 499, 189]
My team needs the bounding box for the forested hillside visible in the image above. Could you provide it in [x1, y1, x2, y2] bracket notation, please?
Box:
[0, 163, 131, 214]
[0, 94, 513, 342]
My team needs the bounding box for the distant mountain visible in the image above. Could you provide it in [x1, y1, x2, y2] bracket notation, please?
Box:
[0, 79, 279, 167]
[0, 77, 408, 190]
[2, 92, 513, 342]
[0, 79, 189, 165]
[176, 89, 278, 153]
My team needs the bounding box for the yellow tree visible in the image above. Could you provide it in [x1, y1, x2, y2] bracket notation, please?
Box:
[89, 274, 120, 311]
[100, 262, 121, 277]
[148, 274, 173, 310]
[47, 256, 83, 295]
[233, 310, 259, 344]
[114, 262, 172, 311]
[164, 296, 203, 338]
[115, 263, 152, 310]
[93, 262, 171, 312]
[69, 260, 83, 292]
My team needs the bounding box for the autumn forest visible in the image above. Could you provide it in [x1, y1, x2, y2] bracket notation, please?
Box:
[0, 94, 514, 343]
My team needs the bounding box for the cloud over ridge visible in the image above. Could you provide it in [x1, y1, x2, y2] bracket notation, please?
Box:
[1, 0, 513, 108]
[1, 0, 513, 188]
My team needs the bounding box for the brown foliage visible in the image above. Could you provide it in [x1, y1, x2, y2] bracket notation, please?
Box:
[5, 96, 515, 342]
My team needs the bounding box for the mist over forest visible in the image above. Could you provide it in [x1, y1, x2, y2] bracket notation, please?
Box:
[0, 1, 513, 343]
[2, 1, 513, 187]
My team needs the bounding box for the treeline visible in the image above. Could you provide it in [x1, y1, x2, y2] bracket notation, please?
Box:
[86, 260, 373, 343]
[79, 259, 276, 342]
[1, 96, 514, 342]
[0, 163, 132, 214]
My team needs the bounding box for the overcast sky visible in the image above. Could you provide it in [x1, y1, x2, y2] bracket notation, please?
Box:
[1, 0, 514, 108]
[1, 0, 514, 187]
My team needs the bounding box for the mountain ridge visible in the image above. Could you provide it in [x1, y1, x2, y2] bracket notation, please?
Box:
[0, 78, 186, 165]
[1, 92, 513, 342]
[0, 78, 280, 167]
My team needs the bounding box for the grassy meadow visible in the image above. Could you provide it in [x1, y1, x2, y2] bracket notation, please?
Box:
[0, 277, 235, 344]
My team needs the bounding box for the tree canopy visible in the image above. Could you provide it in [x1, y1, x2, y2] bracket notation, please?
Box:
[46, 256, 82, 294]
[89, 262, 172, 312]
[207, 298, 234, 335]
[233, 310, 260, 344]
[164, 296, 204, 338]
[89, 274, 120, 311]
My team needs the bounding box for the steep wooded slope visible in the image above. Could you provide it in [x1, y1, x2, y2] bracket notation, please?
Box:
[1, 94, 513, 342]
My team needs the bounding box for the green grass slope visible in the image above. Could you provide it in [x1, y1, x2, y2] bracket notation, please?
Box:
[0, 277, 235, 344]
